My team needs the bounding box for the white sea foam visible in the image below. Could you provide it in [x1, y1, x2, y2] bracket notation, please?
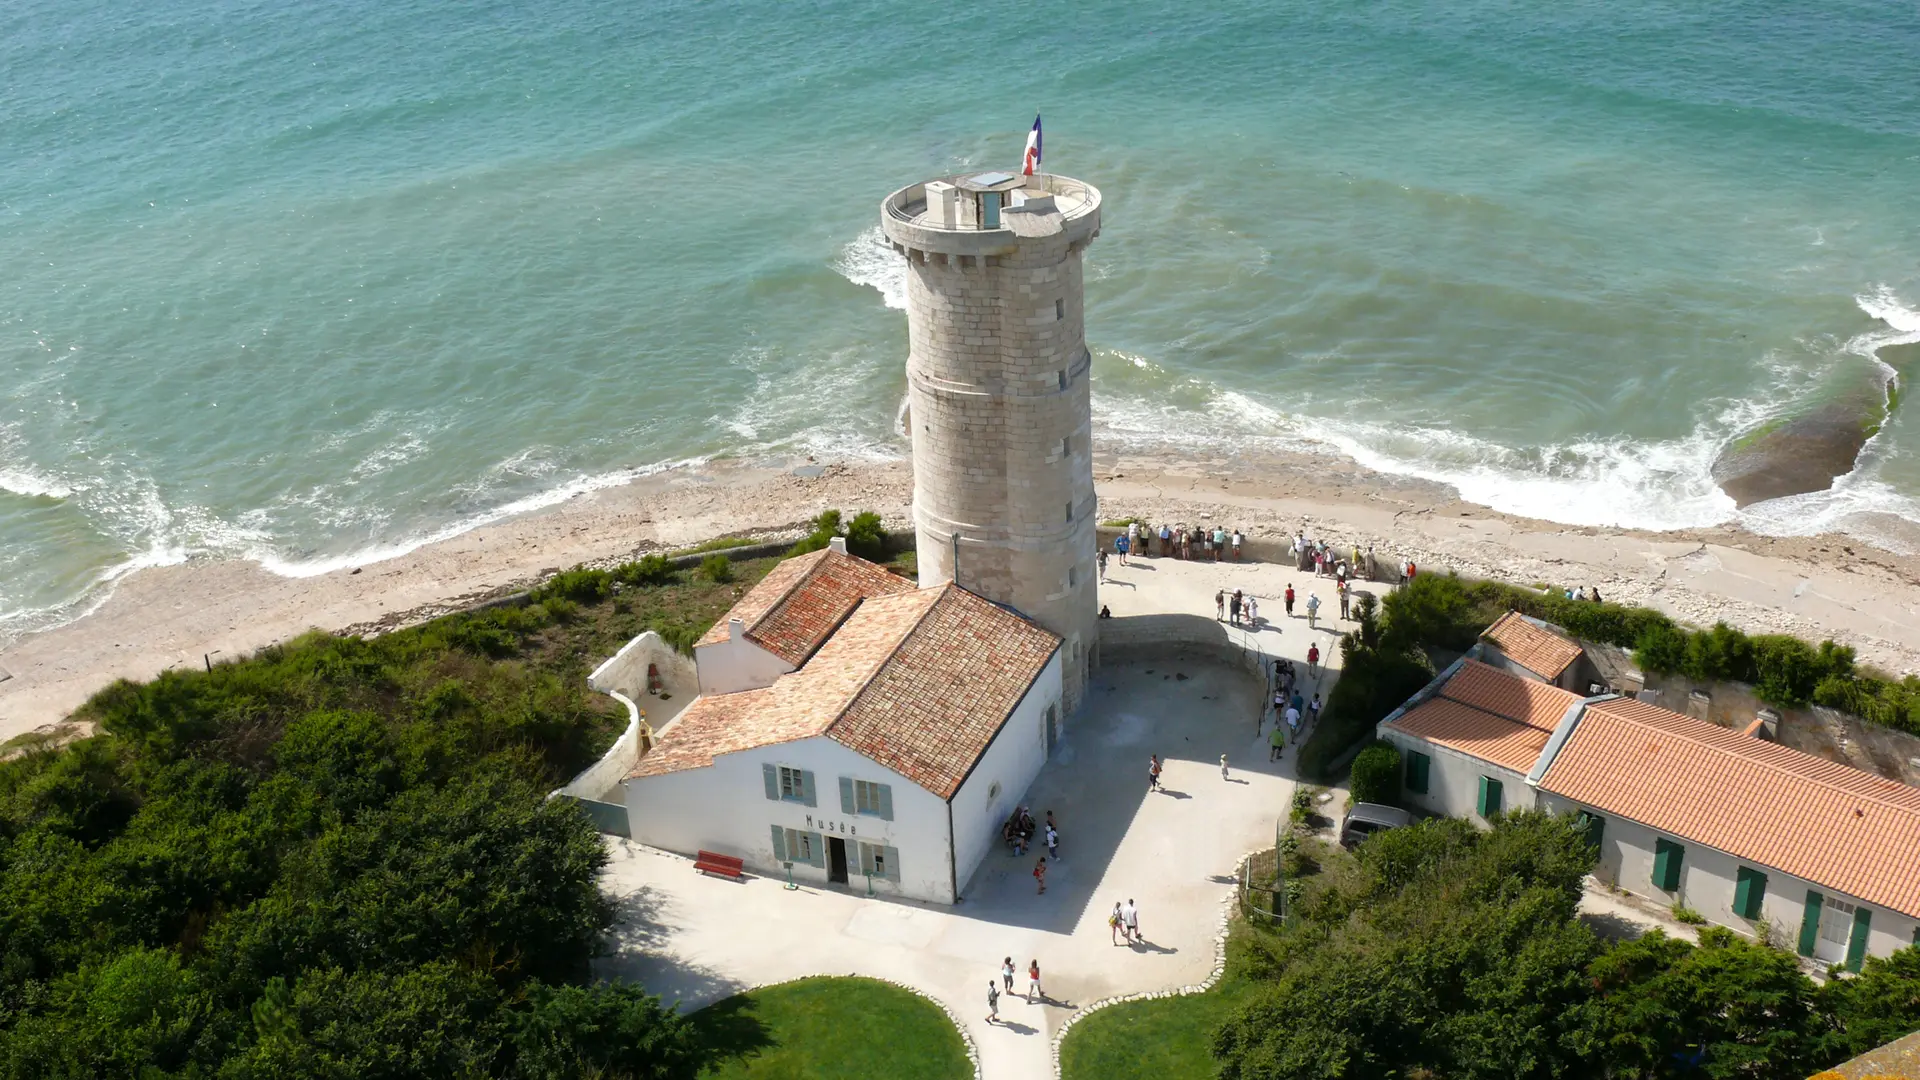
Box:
[834, 226, 907, 310]
[0, 466, 72, 500]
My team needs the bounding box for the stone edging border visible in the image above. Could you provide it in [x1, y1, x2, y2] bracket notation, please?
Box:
[1047, 849, 1259, 1079]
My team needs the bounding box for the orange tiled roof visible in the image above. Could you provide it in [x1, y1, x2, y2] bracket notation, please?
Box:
[1385, 660, 1583, 773]
[630, 584, 1060, 797]
[1540, 697, 1920, 918]
[693, 548, 914, 666]
[1483, 611, 1585, 681]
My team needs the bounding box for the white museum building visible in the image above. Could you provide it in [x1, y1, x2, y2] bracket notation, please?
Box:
[1376, 637, 1920, 970]
[619, 540, 1063, 904]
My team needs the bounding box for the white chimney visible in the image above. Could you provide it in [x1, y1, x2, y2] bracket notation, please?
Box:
[828, 536, 847, 554]
[728, 617, 745, 641]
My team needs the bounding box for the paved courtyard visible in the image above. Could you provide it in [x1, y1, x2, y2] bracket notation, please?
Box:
[596, 654, 1301, 1078]
[594, 555, 1360, 1078]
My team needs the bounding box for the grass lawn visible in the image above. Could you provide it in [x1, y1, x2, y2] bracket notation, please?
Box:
[692, 976, 970, 1080]
[1057, 915, 1279, 1080]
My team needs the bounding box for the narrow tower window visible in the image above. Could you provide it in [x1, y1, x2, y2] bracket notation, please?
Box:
[1057, 370, 1067, 391]
[1055, 298, 1064, 320]
[1061, 436, 1071, 457]
[1064, 501, 1073, 524]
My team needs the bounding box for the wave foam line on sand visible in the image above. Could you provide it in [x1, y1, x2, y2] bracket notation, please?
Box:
[833, 226, 907, 310]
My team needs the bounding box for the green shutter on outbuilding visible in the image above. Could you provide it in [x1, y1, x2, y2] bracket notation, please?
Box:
[1845, 907, 1872, 972]
[1652, 839, 1684, 892]
[1733, 867, 1766, 920]
[1798, 891, 1824, 957]
[839, 776, 856, 814]
[799, 771, 818, 808]
[770, 825, 787, 862]
[763, 763, 779, 800]
[877, 784, 894, 821]
[804, 831, 825, 868]
[882, 845, 901, 882]
[1577, 811, 1605, 852]
[1477, 776, 1503, 818]
[1407, 752, 1430, 795]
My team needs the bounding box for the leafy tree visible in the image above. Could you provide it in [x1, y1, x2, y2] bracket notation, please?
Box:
[507, 981, 703, 1080]
[1347, 742, 1399, 806]
[844, 511, 889, 561]
[614, 554, 676, 588]
[1814, 946, 1920, 1062]
[697, 554, 734, 584]
[787, 509, 844, 556]
[1381, 572, 1476, 653]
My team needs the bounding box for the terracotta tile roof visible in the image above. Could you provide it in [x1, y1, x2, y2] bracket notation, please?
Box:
[1540, 697, 1920, 917]
[629, 584, 1060, 797]
[693, 549, 914, 666]
[1385, 660, 1583, 773]
[828, 586, 1061, 799]
[1483, 611, 1585, 681]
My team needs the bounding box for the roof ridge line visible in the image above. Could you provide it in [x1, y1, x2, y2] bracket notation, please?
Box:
[825, 583, 952, 738]
[1436, 688, 1565, 733]
[1593, 701, 1920, 815]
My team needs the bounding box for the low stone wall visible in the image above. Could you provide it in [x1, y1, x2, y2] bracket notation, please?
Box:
[1093, 526, 1424, 584]
[555, 631, 698, 810]
[1638, 673, 1920, 787]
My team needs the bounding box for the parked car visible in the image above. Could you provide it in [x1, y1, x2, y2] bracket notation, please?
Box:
[1339, 802, 1411, 848]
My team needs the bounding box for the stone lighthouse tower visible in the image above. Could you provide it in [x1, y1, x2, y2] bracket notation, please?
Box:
[880, 170, 1103, 714]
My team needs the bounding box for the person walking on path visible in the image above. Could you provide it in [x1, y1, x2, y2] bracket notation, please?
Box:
[1220, 753, 1230, 780]
[1148, 754, 1163, 792]
[1002, 958, 1015, 994]
[1033, 858, 1047, 895]
[1309, 692, 1322, 726]
[1109, 902, 1125, 945]
[1270, 722, 1286, 761]
[1123, 899, 1141, 943]
[1229, 590, 1243, 625]
[1307, 643, 1320, 675]
[987, 981, 1001, 1024]
[1027, 960, 1043, 1003]
[1285, 701, 1301, 737]
[1128, 520, 1141, 557]
[1338, 580, 1351, 621]
[1306, 592, 1321, 628]
[1115, 533, 1129, 566]
[1215, 589, 1225, 621]
[1045, 823, 1059, 861]
[1284, 584, 1295, 617]
[1098, 550, 1108, 583]
[1246, 594, 1259, 626]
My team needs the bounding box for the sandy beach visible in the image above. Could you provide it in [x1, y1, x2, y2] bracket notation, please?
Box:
[4, 447, 1919, 745]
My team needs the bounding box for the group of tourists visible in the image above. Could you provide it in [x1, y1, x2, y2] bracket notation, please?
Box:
[1268, 658, 1321, 759]
[986, 956, 1047, 1021]
[1215, 587, 1261, 626]
[1115, 519, 1247, 562]
[1002, 806, 1058, 866]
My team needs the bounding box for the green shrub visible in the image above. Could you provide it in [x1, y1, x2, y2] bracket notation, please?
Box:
[844, 511, 888, 561]
[697, 554, 734, 584]
[788, 509, 844, 557]
[612, 555, 675, 588]
[1349, 742, 1400, 806]
[1672, 905, 1707, 926]
[534, 568, 611, 605]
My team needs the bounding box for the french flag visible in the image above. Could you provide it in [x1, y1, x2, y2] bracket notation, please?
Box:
[1022, 115, 1042, 176]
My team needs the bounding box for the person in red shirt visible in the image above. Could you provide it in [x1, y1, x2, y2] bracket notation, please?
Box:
[1284, 584, 1296, 617]
[1307, 643, 1320, 675]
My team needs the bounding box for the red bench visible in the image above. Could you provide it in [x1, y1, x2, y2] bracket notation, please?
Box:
[693, 850, 745, 880]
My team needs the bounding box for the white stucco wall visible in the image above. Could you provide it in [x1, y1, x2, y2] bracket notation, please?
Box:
[560, 631, 700, 803]
[1538, 791, 1919, 964]
[1378, 731, 1536, 824]
[623, 733, 956, 903]
[952, 651, 1063, 898]
[693, 620, 794, 696]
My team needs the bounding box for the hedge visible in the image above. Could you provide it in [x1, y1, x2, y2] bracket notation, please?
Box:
[1349, 742, 1401, 806]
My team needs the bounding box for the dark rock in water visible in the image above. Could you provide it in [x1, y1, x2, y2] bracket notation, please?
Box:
[1713, 362, 1897, 508]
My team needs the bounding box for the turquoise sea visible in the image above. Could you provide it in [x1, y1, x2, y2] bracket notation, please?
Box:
[4, 0, 1919, 638]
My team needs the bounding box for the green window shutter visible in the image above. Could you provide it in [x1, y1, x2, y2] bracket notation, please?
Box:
[1407, 752, 1430, 795]
[1577, 811, 1605, 851]
[859, 842, 876, 875]
[1845, 907, 1872, 972]
[806, 831, 825, 868]
[1733, 867, 1767, 920]
[800, 770, 817, 808]
[763, 763, 779, 801]
[770, 825, 787, 862]
[1797, 891, 1824, 957]
[882, 845, 901, 882]
[839, 776, 856, 815]
[877, 784, 894, 821]
[1477, 776, 1503, 818]
[1652, 839, 1684, 892]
